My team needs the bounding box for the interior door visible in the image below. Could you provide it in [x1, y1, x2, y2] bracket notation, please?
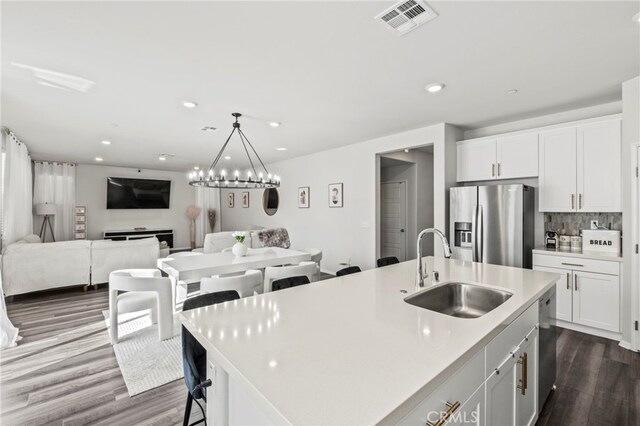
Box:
[576, 119, 622, 212]
[539, 127, 577, 212]
[381, 181, 407, 261]
[572, 271, 620, 332]
[534, 266, 572, 322]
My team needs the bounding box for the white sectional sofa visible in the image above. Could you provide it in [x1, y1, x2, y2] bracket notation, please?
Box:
[1, 237, 159, 296]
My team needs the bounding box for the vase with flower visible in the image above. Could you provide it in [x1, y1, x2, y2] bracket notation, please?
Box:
[231, 231, 248, 257]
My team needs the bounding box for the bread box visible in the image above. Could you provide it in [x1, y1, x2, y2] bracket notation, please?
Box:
[581, 230, 621, 255]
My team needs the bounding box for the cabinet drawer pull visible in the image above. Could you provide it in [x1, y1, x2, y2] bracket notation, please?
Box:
[517, 352, 528, 395]
[566, 273, 570, 290]
[561, 262, 584, 267]
[579, 193, 583, 209]
[571, 194, 575, 210]
[497, 163, 501, 176]
[492, 164, 495, 177]
[575, 274, 578, 291]
[426, 401, 461, 426]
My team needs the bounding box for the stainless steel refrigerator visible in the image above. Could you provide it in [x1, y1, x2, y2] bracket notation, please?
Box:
[449, 184, 535, 268]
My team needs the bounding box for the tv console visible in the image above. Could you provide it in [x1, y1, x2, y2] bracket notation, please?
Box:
[103, 228, 174, 248]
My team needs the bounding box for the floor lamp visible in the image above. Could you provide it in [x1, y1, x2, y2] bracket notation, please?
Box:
[36, 203, 56, 242]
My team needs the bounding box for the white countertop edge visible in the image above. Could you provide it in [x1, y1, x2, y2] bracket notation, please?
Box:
[180, 313, 293, 425]
[533, 246, 623, 262]
[377, 277, 557, 425]
[180, 271, 558, 425]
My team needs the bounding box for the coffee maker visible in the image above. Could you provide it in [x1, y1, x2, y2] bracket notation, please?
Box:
[546, 231, 559, 249]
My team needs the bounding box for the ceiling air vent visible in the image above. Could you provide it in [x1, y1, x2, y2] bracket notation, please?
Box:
[375, 0, 438, 36]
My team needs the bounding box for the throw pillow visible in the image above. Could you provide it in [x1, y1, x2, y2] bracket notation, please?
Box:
[257, 228, 290, 249]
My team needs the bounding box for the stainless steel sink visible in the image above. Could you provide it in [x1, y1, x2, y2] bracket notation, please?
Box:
[404, 282, 512, 318]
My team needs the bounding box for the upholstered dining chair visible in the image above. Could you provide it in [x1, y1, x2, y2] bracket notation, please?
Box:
[263, 261, 317, 293]
[160, 251, 205, 308]
[303, 248, 323, 280]
[182, 290, 239, 426]
[271, 275, 311, 292]
[108, 269, 174, 345]
[200, 270, 263, 298]
[377, 256, 400, 267]
[336, 266, 362, 277]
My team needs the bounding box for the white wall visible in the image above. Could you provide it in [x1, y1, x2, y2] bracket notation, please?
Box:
[221, 123, 451, 274]
[75, 164, 197, 248]
[622, 76, 639, 346]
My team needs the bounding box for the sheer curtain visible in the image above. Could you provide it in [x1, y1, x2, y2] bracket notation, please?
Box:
[33, 162, 76, 241]
[195, 187, 221, 247]
[2, 130, 33, 246]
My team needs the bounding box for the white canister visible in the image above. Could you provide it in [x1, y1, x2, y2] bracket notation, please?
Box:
[558, 235, 571, 251]
[570, 236, 582, 251]
[581, 230, 621, 255]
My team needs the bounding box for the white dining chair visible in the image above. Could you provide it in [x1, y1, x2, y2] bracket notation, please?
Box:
[303, 248, 323, 280]
[263, 261, 318, 293]
[108, 269, 174, 345]
[200, 270, 263, 298]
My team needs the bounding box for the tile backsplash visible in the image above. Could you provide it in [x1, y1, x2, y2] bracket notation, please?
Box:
[544, 213, 622, 236]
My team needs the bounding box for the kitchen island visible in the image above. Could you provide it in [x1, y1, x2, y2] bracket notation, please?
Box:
[180, 257, 559, 425]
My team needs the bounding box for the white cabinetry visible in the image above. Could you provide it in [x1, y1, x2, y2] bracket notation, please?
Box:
[539, 118, 621, 212]
[456, 133, 538, 182]
[399, 303, 540, 426]
[533, 253, 621, 337]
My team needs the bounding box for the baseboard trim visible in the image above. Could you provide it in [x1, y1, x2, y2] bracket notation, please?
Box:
[556, 320, 622, 341]
[618, 339, 631, 350]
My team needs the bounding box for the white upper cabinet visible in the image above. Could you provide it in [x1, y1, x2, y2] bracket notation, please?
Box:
[576, 119, 622, 212]
[538, 127, 577, 212]
[496, 133, 539, 180]
[456, 133, 538, 182]
[457, 138, 497, 182]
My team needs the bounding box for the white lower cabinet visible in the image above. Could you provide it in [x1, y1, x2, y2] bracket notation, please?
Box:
[533, 253, 621, 335]
[398, 304, 539, 426]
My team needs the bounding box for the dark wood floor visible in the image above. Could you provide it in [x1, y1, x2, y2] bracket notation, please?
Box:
[536, 327, 640, 426]
[2, 285, 638, 425]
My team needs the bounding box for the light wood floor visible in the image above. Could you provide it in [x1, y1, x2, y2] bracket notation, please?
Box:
[2, 285, 639, 425]
[1, 287, 201, 426]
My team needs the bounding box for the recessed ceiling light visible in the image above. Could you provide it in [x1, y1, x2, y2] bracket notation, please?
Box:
[193, 166, 200, 170]
[276, 147, 287, 151]
[95, 157, 103, 162]
[201, 126, 217, 132]
[404, 149, 409, 153]
[633, 12, 640, 23]
[425, 83, 445, 93]
[224, 156, 231, 160]
[158, 155, 167, 161]
[507, 89, 519, 95]
[269, 121, 281, 128]
[101, 140, 111, 145]
[183, 101, 198, 108]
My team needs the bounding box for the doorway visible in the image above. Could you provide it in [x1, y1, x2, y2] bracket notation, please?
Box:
[381, 181, 407, 261]
[377, 145, 434, 261]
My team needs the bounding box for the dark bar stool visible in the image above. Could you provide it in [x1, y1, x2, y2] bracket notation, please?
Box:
[377, 256, 400, 267]
[272, 275, 311, 291]
[336, 266, 361, 277]
[182, 290, 240, 426]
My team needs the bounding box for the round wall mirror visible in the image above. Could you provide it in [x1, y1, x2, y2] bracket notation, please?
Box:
[262, 188, 279, 216]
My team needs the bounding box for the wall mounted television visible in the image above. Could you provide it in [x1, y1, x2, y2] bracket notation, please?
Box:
[106, 177, 171, 209]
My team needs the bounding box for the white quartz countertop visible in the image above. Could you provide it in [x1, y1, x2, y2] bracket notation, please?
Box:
[533, 246, 623, 262]
[180, 257, 558, 425]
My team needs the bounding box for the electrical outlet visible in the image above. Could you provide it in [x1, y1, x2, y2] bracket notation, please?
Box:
[590, 220, 599, 230]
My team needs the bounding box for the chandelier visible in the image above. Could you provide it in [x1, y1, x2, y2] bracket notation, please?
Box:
[188, 112, 280, 189]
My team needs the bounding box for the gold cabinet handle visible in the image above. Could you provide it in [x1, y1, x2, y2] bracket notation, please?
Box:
[571, 194, 575, 210]
[575, 274, 578, 291]
[517, 352, 528, 395]
[566, 273, 570, 290]
[492, 164, 495, 177]
[426, 401, 461, 426]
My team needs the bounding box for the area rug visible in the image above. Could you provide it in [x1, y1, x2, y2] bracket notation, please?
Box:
[102, 310, 183, 396]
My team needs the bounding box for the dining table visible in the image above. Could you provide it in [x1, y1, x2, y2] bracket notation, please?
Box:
[157, 247, 312, 284]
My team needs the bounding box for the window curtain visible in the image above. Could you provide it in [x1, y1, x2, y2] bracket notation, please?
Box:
[0, 271, 21, 348]
[2, 130, 33, 246]
[195, 187, 221, 247]
[33, 162, 76, 241]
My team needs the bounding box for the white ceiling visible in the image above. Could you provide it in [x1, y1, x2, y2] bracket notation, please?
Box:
[2, 1, 639, 172]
